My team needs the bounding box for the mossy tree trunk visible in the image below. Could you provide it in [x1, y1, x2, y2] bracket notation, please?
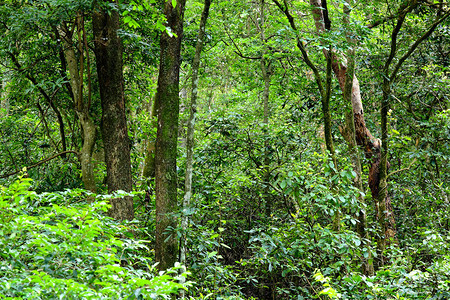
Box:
[93, 2, 133, 220]
[154, 0, 186, 271]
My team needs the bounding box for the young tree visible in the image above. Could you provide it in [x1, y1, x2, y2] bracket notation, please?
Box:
[181, 0, 212, 266]
[59, 15, 97, 193]
[375, 2, 449, 268]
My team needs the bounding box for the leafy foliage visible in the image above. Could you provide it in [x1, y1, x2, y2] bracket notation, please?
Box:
[0, 177, 190, 299]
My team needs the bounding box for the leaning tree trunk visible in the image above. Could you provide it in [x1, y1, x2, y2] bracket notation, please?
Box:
[154, 0, 186, 271]
[93, 3, 133, 220]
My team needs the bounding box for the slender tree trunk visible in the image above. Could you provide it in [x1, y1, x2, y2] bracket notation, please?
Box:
[155, 0, 186, 271]
[93, 3, 133, 220]
[374, 79, 393, 268]
[340, 3, 374, 275]
[142, 96, 157, 179]
[59, 19, 97, 192]
[272, 0, 339, 229]
[180, 0, 211, 291]
[259, 0, 272, 217]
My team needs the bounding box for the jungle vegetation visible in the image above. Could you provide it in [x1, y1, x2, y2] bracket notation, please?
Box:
[0, 0, 449, 298]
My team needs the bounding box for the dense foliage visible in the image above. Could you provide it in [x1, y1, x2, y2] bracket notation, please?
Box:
[0, 177, 190, 299]
[0, 0, 449, 298]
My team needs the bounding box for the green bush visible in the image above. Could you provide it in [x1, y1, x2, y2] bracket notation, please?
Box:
[0, 177, 191, 299]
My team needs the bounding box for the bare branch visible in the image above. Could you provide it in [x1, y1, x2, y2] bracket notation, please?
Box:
[0, 151, 79, 179]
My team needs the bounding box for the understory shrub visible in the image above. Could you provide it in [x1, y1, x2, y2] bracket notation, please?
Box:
[0, 177, 190, 299]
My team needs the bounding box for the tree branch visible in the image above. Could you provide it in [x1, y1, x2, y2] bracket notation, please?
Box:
[387, 158, 417, 179]
[0, 151, 79, 179]
[390, 10, 450, 81]
[272, 0, 324, 97]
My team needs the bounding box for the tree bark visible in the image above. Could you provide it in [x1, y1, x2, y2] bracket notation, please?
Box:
[339, 1, 374, 275]
[142, 96, 157, 179]
[180, 0, 211, 290]
[59, 19, 97, 193]
[93, 3, 133, 220]
[155, 0, 186, 271]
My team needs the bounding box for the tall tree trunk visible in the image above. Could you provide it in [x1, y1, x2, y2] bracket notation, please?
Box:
[155, 0, 186, 271]
[59, 18, 97, 193]
[259, 0, 272, 217]
[340, 2, 374, 275]
[93, 3, 133, 220]
[180, 0, 211, 290]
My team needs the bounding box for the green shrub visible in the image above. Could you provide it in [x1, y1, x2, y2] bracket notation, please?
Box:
[0, 177, 191, 299]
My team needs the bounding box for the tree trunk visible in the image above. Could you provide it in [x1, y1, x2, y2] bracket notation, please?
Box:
[142, 95, 157, 179]
[155, 0, 186, 271]
[375, 81, 391, 267]
[259, 0, 272, 217]
[340, 3, 374, 274]
[59, 19, 97, 193]
[180, 0, 211, 291]
[93, 4, 133, 220]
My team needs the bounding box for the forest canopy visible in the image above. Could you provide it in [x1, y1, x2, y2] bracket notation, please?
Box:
[0, 0, 449, 298]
